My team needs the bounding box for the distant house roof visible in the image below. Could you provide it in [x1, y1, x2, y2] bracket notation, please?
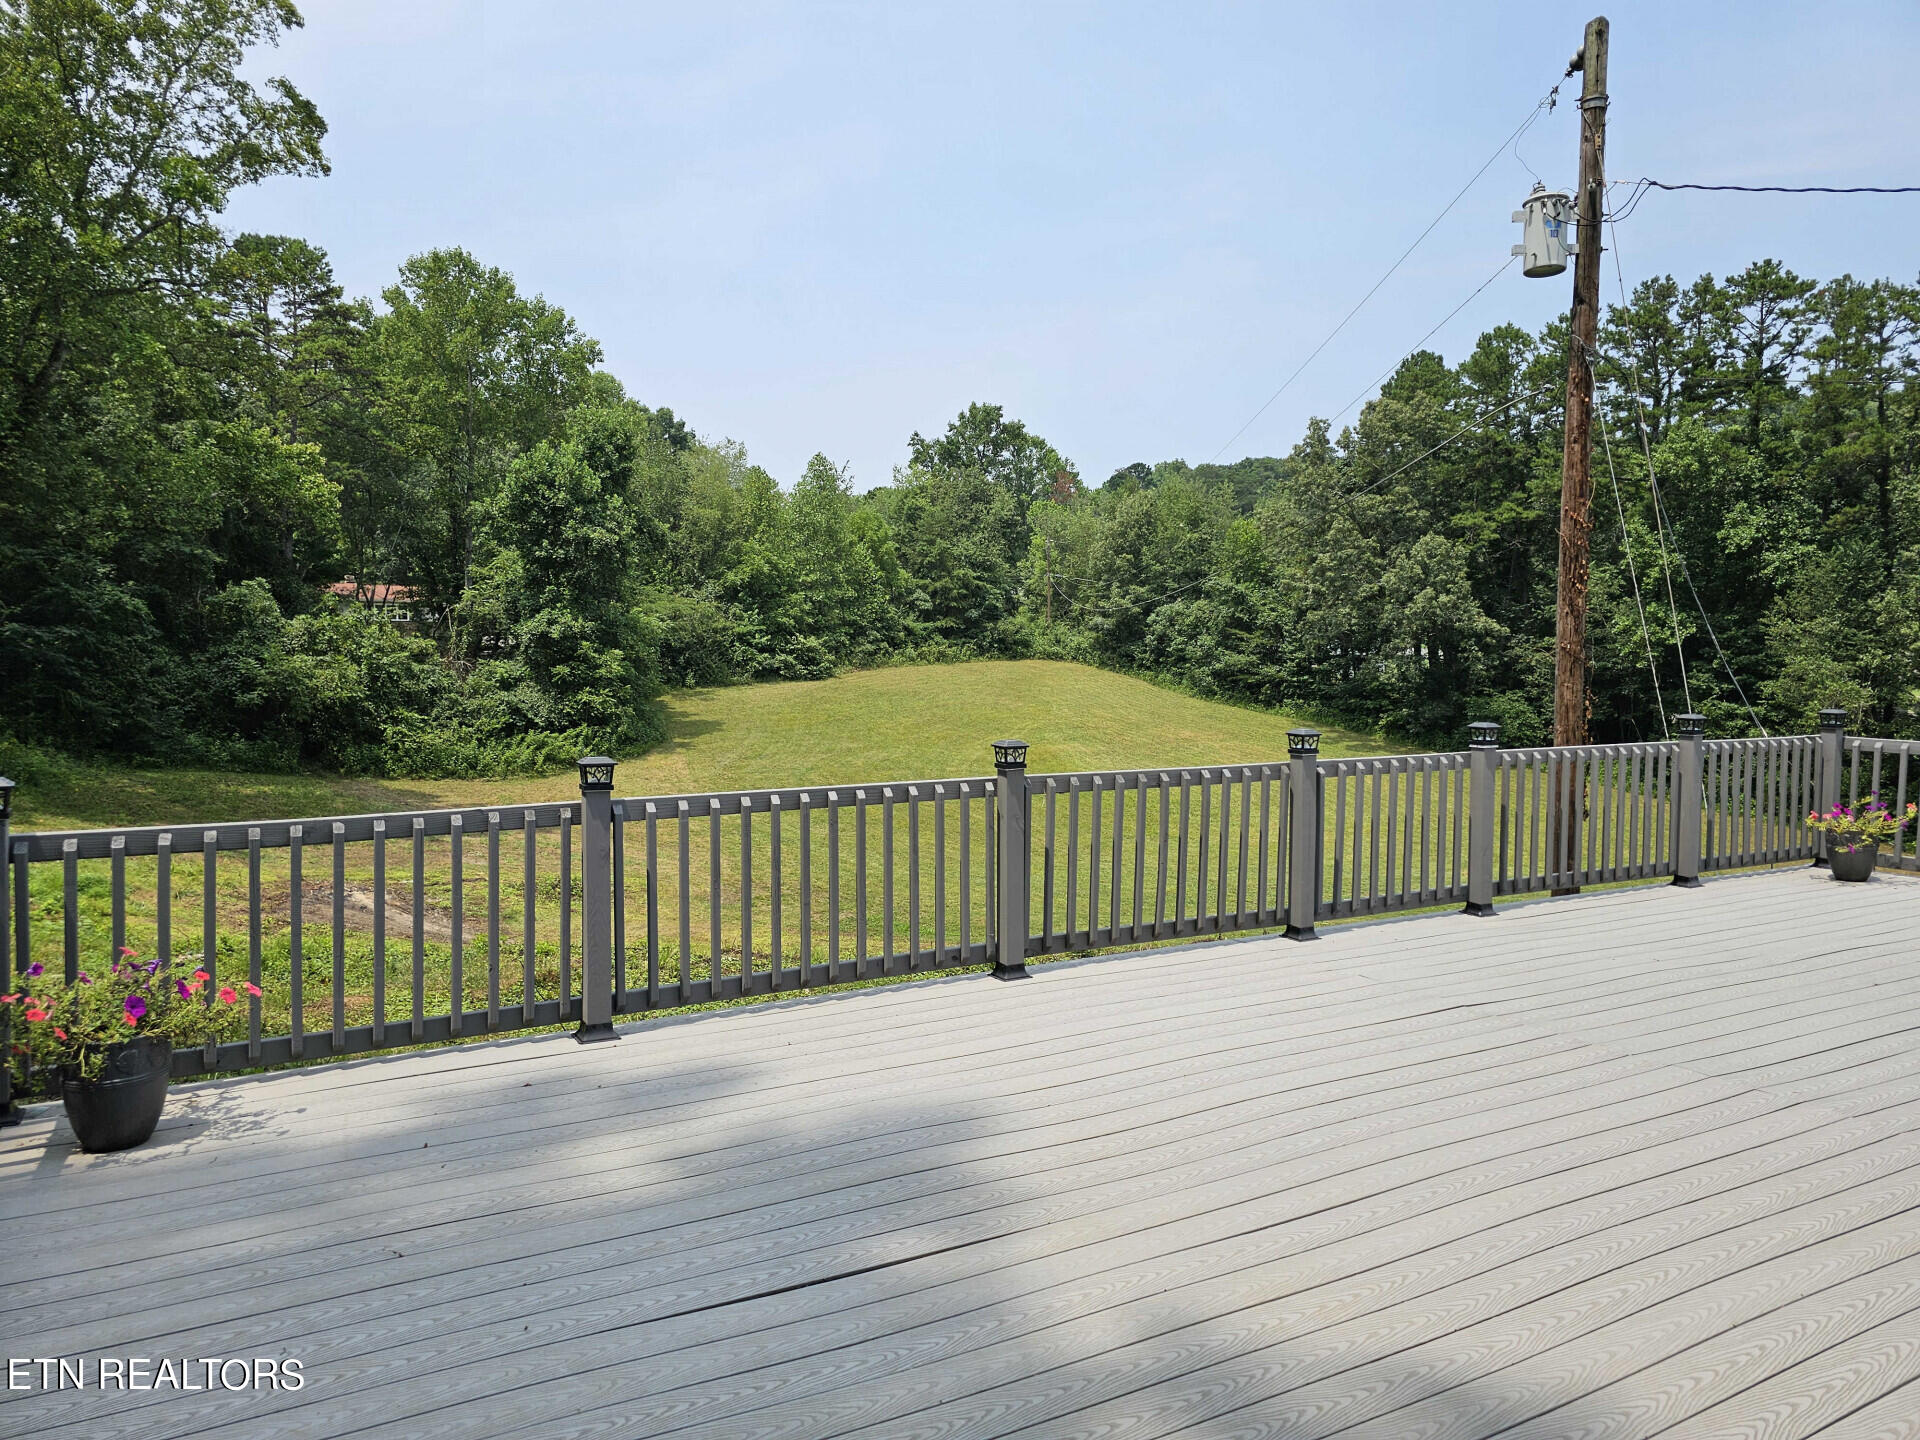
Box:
[328, 579, 420, 605]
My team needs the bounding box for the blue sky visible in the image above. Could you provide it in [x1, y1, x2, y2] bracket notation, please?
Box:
[227, 2, 1920, 490]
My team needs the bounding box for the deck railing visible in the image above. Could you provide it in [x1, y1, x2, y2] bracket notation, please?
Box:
[0, 709, 1902, 1097]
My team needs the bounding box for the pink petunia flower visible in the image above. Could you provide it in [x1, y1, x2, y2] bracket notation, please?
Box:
[119, 946, 136, 957]
[244, 982, 262, 997]
[193, 969, 210, 982]
[53, 1028, 67, 1041]
[24, 1008, 47, 1022]
[218, 986, 238, 1004]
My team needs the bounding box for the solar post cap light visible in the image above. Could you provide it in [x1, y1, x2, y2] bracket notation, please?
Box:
[1512, 181, 1575, 277]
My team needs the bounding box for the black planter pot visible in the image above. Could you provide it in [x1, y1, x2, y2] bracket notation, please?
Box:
[1829, 840, 1879, 883]
[61, 1036, 172, 1153]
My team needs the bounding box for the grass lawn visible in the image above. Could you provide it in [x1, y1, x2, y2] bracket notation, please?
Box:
[5, 663, 1416, 1082]
[8, 661, 1395, 832]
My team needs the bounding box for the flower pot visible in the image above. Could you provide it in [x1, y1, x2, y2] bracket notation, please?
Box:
[61, 1036, 172, 1153]
[1829, 840, 1879, 883]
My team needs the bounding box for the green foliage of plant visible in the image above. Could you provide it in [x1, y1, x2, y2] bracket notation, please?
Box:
[4, 949, 252, 1082]
[1806, 796, 1917, 851]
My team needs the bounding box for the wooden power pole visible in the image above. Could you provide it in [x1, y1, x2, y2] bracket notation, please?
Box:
[1553, 15, 1609, 748]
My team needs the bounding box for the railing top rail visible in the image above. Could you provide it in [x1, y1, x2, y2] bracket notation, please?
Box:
[10, 800, 584, 863]
[612, 775, 996, 814]
[1496, 739, 1682, 762]
[1844, 735, 1920, 752]
[1025, 762, 1288, 785]
[1703, 734, 1817, 750]
[1322, 750, 1470, 771]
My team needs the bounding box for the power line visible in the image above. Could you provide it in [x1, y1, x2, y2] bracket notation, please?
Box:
[1346, 381, 1560, 500]
[1207, 84, 1561, 464]
[1606, 175, 1920, 224]
[1596, 220, 1768, 735]
[1328, 255, 1518, 427]
[1638, 178, 1920, 194]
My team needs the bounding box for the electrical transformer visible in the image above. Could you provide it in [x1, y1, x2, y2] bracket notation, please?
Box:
[1511, 183, 1575, 278]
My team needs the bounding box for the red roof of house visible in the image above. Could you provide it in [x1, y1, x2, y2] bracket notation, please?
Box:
[327, 580, 419, 604]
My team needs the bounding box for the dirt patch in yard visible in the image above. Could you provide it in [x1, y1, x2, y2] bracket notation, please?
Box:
[266, 882, 479, 945]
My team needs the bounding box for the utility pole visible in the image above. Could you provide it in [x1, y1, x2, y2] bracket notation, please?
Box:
[1548, 15, 1608, 896]
[1553, 14, 1609, 749]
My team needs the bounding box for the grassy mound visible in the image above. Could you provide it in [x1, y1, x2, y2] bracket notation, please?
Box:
[9, 661, 1392, 831]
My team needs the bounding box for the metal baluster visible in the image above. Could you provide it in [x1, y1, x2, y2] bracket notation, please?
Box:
[645, 802, 661, 1006]
[109, 835, 126, 959]
[933, 785, 947, 964]
[560, 808, 573, 1017]
[62, 838, 79, 982]
[289, 825, 304, 1056]
[908, 786, 921, 969]
[855, 789, 869, 978]
[827, 791, 842, 979]
[740, 797, 754, 985]
[246, 828, 263, 1061]
[413, 817, 427, 1040]
[520, 811, 536, 1026]
[447, 816, 462, 1033]
[610, 805, 624, 1008]
[677, 801, 693, 995]
[708, 798, 722, 991]
[201, 829, 218, 1065]
[882, 788, 895, 973]
[1064, 777, 1078, 948]
[769, 794, 783, 986]
[1154, 776, 1170, 936]
[956, 785, 968, 964]
[486, 812, 501, 1030]
[799, 793, 813, 984]
[334, 822, 348, 1048]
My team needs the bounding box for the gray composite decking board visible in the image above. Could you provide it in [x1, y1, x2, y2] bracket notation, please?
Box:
[432, 1122, 1920, 1440]
[1804, 1370, 1920, 1440]
[3, 888, 1882, 1240]
[31, 1076, 1911, 1440]
[1, 869, 1916, 1440]
[888, 1195, 1920, 1440]
[1, 870, 1844, 1177]
[0, 879, 1797, 1175]
[8, 1002, 1617, 1328]
[0, 875, 1873, 1207]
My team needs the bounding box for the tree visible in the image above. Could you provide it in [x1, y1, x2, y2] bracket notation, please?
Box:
[372, 248, 601, 634]
[907, 402, 1078, 509]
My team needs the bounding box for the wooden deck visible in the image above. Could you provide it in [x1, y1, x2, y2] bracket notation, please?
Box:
[4, 866, 1920, 1440]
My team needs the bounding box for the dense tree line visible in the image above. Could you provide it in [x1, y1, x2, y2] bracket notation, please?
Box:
[3, 2, 1915, 779]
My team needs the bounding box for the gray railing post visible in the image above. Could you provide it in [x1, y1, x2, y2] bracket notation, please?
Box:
[575, 757, 619, 1043]
[1814, 708, 1848, 867]
[1464, 721, 1500, 916]
[1672, 714, 1706, 888]
[0, 776, 17, 1125]
[1284, 729, 1321, 940]
[993, 741, 1030, 979]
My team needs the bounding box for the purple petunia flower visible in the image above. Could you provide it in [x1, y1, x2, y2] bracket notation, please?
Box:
[123, 995, 148, 1024]
[24, 962, 42, 978]
[77, 971, 90, 985]
[145, 958, 160, 975]
[175, 980, 192, 1000]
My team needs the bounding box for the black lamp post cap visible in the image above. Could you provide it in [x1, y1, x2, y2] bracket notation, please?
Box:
[0, 776, 13, 820]
[992, 740, 1030, 771]
[1467, 721, 1501, 749]
[1818, 708, 1849, 730]
[577, 757, 617, 791]
[1675, 713, 1708, 737]
[1286, 728, 1322, 758]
